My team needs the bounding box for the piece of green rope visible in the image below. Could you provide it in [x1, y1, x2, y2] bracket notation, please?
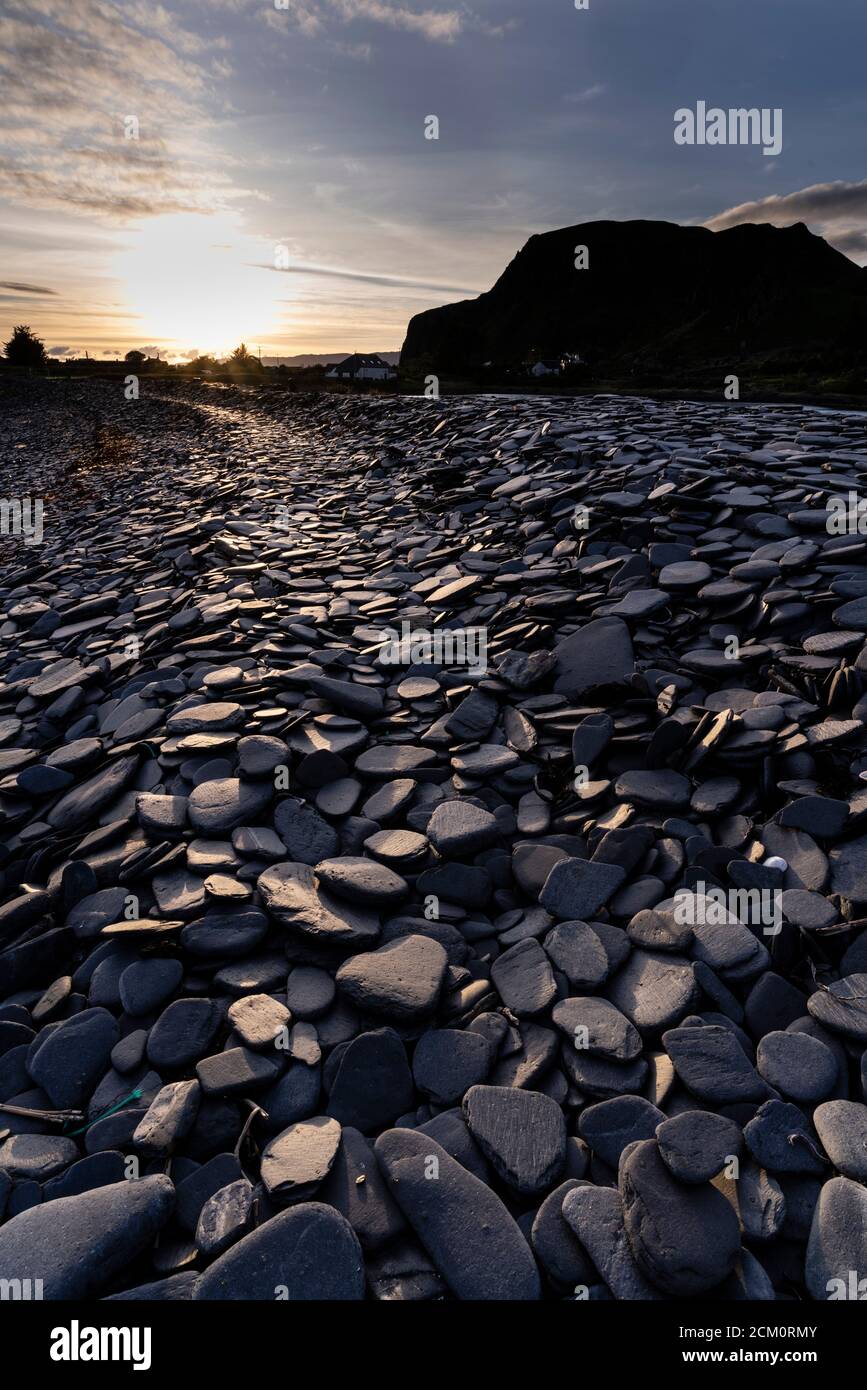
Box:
[65, 1088, 143, 1136]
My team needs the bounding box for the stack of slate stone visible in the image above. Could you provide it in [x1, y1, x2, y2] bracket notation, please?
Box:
[0, 380, 866, 1300]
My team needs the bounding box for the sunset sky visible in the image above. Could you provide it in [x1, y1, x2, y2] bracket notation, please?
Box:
[1, 0, 865, 361]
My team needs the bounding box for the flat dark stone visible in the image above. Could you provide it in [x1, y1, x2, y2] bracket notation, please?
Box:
[226, 993, 290, 1050]
[543, 920, 610, 989]
[195, 1178, 255, 1258]
[807, 973, 867, 1042]
[47, 755, 141, 831]
[530, 1179, 595, 1286]
[578, 1096, 664, 1169]
[42, 1151, 126, 1202]
[0, 1133, 79, 1180]
[540, 858, 626, 920]
[374, 1128, 541, 1300]
[147, 998, 222, 1072]
[28, 1007, 118, 1108]
[355, 745, 438, 778]
[462, 1084, 566, 1195]
[756, 1030, 838, 1102]
[258, 861, 380, 944]
[655, 1110, 743, 1184]
[805, 1176, 867, 1300]
[176, 1154, 244, 1233]
[553, 617, 634, 697]
[606, 951, 700, 1035]
[412, 1028, 492, 1105]
[260, 1115, 342, 1201]
[417, 1108, 489, 1182]
[614, 769, 691, 810]
[315, 856, 408, 907]
[490, 938, 557, 1017]
[561, 1184, 663, 1300]
[0, 1175, 174, 1298]
[562, 1046, 647, 1100]
[336, 935, 447, 1021]
[196, 1047, 282, 1097]
[260, 1060, 322, 1133]
[307, 674, 384, 720]
[813, 1100, 867, 1181]
[133, 1080, 201, 1157]
[415, 862, 492, 908]
[193, 1201, 365, 1300]
[778, 795, 849, 838]
[620, 1138, 741, 1296]
[662, 1024, 770, 1104]
[553, 996, 642, 1061]
[188, 778, 272, 834]
[743, 1099, 826, 1174]
[426, 800, 499, 857]
[326, 1028, 414, 1133]
[119, 958, 183, 1017]
[274, 798, 340, 864]
[318, 1126, 406, 1252]
[180, 909, 268, 960]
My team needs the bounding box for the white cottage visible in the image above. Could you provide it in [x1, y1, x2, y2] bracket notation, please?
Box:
[325, 353, 397, 381]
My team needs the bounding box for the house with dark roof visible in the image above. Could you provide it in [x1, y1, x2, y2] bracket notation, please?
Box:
[325, 353, 397, 381]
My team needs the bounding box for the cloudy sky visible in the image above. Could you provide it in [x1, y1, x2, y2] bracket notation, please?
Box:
[1, 0, 865, 360]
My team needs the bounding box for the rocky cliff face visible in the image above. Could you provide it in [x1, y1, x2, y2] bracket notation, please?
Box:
[400, 219, 867, 374]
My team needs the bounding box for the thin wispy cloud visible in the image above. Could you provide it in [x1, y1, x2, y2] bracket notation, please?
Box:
[260, 259, 480, 295]
[328, 0, 464, 43]
[0, 281, 57, 295]
[564, 84, 607, 103]
[706, 180, 867, 264]
[262, 0, 474, 44]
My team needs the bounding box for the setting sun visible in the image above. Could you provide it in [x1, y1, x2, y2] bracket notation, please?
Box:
[113, 211, 280, 357]
[3, 0, 867, 1334]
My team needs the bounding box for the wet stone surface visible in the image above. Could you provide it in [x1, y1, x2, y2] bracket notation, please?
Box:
[1, 380, 867, 1300]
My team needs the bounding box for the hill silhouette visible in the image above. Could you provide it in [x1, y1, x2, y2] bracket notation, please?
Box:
[400, 219, 867, 381]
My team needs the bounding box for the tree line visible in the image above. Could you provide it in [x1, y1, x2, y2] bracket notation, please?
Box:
[2, 326, 264, 373]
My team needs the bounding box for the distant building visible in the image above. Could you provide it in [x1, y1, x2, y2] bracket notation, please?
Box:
[528, 352, 582, 377]
[325, 353, 397, 381]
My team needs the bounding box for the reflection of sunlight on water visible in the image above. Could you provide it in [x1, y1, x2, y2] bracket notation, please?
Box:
[113, 211, 281, 356]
